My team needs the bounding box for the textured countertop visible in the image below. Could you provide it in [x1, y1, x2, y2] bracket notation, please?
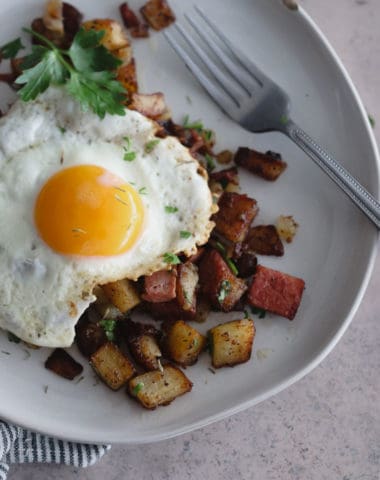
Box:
[8, 0, 380, 479]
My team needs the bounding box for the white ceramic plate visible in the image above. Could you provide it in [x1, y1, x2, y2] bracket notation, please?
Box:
[0, 0, 378, 444]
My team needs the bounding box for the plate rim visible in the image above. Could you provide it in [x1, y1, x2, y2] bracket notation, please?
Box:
[1, 3, 379, 444]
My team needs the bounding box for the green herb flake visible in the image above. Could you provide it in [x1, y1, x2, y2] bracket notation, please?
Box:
[132, 382, 144, 395]
[203, 129, 213, 142]
[163, 252, 181, 265]
[7, 332, 20, 343]
[138, 187, 147, 195]
[251, 306, 266, 319]
[144, 139, 160, 153]
[58, 126, 66, 134]
[243, 309, 250, 319]
[183, 115, 203, 132]
[180, 230, 192, 239]
[217, 279, 231, 303]
[165, 205, 178, 213]
[16, 27, 126, 118]
[192, 338, 199, 349]
[279, 114, 288, 125]
[99, 319, 117, 341]
[215, 241, 226, 254]
[123, 151, 136, 161]
[0, 37, 24, 59]
[368, 114, 375, 128]
[204, 153, 216, 172]
[226, 257, 238, 276]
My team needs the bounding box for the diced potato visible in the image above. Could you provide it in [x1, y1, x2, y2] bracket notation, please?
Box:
[129, 92, 169, 120]
[162, 320, 206, 366]
[208, 319, 255, 368]
[90, 342, 135, 390]
[101, 279, 141, 314]
[128, 365, 192, 409]
[129, 334, 162, 371]
[235, 147, 287, 181]
[276, 215, 299, 243]
[243, 225, 284, 256]
[43, 0, 64, 35]
[92, 286, 121, 319]
[176, 262, 198, 313]
[116, 58, 138, 97]
[82, 19, 130, 51]
[140, 0, 175, 31]
[45, 348, 83, 380]
[113, 45, 133, 67]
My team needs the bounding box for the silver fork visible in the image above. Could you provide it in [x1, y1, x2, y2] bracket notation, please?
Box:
[164, 6, 380, 229]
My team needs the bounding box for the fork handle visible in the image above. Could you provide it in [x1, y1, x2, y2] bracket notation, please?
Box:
[284, 120, 380, 229]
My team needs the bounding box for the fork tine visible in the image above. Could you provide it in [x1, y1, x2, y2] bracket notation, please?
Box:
[172, 23, 246, 107]
[164, 30, 238, 115]
[194, 5, 268, 87]
[184, 13, 253, 95]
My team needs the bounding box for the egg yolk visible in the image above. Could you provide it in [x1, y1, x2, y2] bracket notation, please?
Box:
[34, 165, 144, 256]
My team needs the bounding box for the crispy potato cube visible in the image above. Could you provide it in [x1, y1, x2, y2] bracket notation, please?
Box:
[90, 342, 135, 390]
[117, 58, 138, 97]
[82, 19, 130, 51]
[208, 319, 255, 368]
[213, 192, 258, 243]
[43, 0, 64, 35]
[176, 262, 198, 313]
[129, 334, 162, 371]
[243, 225, 284, 256]
[162, 320, 206, 366]
[45, 348, 83, 380]
[140, 0, 175, 31]
[128, 365, 192, 409]
[129, 92, 169, 120]
[235, 147, 287, 181]
[276, 215, 299, 243]
[101, 279, 141, 313]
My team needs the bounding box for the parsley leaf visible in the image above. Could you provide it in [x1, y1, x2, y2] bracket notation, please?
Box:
[144, 139, 160, 153]
[99, 319, 117, 341]
[250, 306, 266, 318]
[0, 37, 24, 59]
[368, 114, 375, 128]
[180, 230, 192, 239]
[15, 27, 126, 118]
[183, 114, 203, 132]
[138, 187, 147, 195]
[163, 252, 181, 265]
[165, 205, 178, 213]
[132, 382, 144, 395]
[204, 153, 216, 172]
[217, 280, 231, 303]
[123, 150, 136, 161]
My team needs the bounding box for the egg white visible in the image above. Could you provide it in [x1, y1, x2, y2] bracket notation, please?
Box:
[0, 87, 214, 347]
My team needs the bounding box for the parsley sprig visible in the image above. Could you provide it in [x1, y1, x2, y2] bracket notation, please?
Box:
[0, 38, 24, 59]
[14, 28, 126, 118]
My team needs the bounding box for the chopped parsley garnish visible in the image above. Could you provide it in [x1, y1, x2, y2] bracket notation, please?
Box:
[123, 136, 136, 161]
[15, 27, 126, 118]
[203, 129, 214, 142]
[251, 306, 267, 319]
[7, 332, 20, 343]
[0, 37, 24, 59]
[226, 257, 238, 276]
[144, 139, 160, 153]
[132, 382, 144, 395]
[217, 279, 231, 303]
[215, 241, 226, 253]
[180, 230, 192, 239]
[163, 252, 181, 265]
[243, 309, 250, 319]
[58, 126, 66, 134]
[279, 114, 289, 125]
[99, 319, 117, 341]
[368, 114, 375, 128]
[183, 114, 203, 132]
[138, 187, 147, 195]
[165, 205, 178, 213]
[123, 151, 136, 161]
[204, 153, 216, 171]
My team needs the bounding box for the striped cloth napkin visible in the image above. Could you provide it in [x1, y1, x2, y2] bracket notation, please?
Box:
[0, 421, 110, 479]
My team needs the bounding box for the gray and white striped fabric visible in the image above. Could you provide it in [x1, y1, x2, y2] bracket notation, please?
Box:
[0, 421, 110, 479]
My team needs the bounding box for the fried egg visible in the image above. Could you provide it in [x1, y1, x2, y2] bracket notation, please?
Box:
[0, 87, 214, 347]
